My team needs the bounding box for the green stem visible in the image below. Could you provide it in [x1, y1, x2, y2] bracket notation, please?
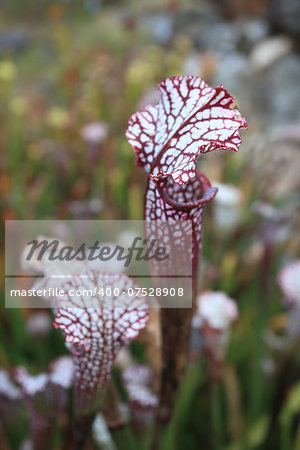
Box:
[211, 382, 223, 450]
[73, 412, 96, 450]
[111, 426, 139, 450]
[280, 419, 292, 450]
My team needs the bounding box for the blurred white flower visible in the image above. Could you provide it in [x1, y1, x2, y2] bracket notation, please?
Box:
[253, 201, 290, 244]
[122, 364, 158, 423]
[13, 358, 73, 449]
[25, 312, 52, 338]
[80, 122, 108, 145]
[192, 291, 239, 375]
[278, 260, 300, 305]
[93, 414, 117, 450]
[117, 229, 139, 249]
[278, 260, 300, 339]
[19, 439, 33, 450]
[197, 291, 239, 331]
[261, 358, 276, 376]
[21, 235, 84, 277]
[0, 369, 21, 421]
[89, 198, 102, 214]
[69, 198, 102, 218]
[0, 370, 21, 401]
[212, 182, 242, 232]
[85, 242, 124, 274]
[21, 235, 85, 303]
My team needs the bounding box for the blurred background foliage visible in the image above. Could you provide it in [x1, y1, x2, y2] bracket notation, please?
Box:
[0, 0, 300, 448]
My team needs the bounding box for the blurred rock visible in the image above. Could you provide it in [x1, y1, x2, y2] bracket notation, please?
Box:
[138, 14, 173, 44]
[238, 19, 269, 46]
[174, 8, 220, 42]
[83, 0, 102, 14]
[268, 55, 300, 122]
[249, 36, 292, 72]
[269, 121, 300, 142]
[196, 22, 239, 56]
[212, 52, 248, 93]
[269, 0, 300, 40]
[180, 14, 269, 55]
[182, 51, 217, 79]
[246, 53, 300, 124]
[252, 140, 300, 198]
[212, 0, 270, 18]
[0, 30, 31, 55]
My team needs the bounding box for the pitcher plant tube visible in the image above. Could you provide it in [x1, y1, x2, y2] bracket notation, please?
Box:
[126, 75, 247, 422]
[52, 270, 149, 449]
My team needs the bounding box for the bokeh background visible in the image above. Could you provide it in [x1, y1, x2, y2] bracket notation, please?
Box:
[1, 0, 300, 448]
